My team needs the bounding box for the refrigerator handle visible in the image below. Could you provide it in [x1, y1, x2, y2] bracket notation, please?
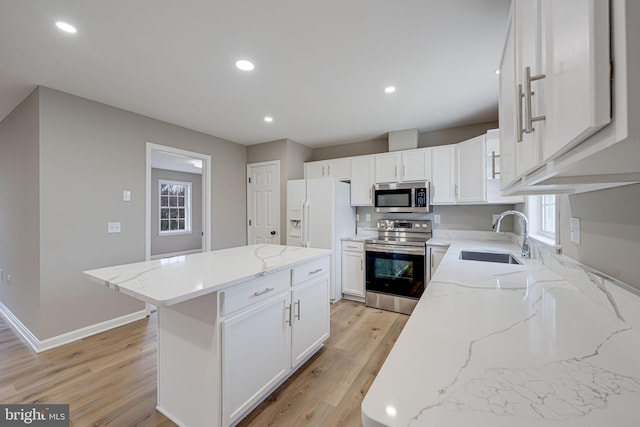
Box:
[300, 200, 306, 246]
[304, 199, 310, 248]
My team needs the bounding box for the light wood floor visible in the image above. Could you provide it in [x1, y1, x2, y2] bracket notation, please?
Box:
[0, 300, 407, 426]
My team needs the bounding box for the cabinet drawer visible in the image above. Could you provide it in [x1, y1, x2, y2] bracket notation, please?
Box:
[342, 240, 364, 253]
[292, 256, 330, 286]
[220, 270, 290, 316]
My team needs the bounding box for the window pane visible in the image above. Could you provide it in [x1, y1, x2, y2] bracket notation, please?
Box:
[178, 208, 185, 219]
[160, 208, 169, 219]
[177, 197, 185, 207]
[170, 220, 178, 230]
[160, 184, 169, 196]
[160, 220, 169, 231]
[169, 196, 177, 207]
[161, 196, 169, 207]
[177, 186, 185, 196]
[178, 220, 185, 230]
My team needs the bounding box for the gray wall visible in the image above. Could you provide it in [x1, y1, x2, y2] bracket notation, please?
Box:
[355, 204, 515, 232]
[1, 86, 248, 341]
[0, 89, 41, 336]
[559, 184, 640, 289]
[309, 121, 499, 161]
[247, 139, 312, 244]
[151, 168, 203, 257]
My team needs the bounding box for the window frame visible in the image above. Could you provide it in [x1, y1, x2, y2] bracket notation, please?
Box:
[158, 179, 192, 236]
[526, 194, 560, 249]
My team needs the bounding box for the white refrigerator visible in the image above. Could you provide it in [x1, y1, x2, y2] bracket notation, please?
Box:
[286, 179, 356, 302]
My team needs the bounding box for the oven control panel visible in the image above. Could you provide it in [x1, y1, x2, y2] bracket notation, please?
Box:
[376, 219, 432, 232]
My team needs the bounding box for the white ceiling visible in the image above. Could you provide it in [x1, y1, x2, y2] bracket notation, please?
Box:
[0, 0, 510, 148]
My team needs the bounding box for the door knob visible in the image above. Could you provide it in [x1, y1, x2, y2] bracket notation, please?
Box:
[270, 230, 276, 235]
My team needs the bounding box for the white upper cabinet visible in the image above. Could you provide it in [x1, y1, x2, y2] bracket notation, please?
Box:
[541, 0, 611, 161]
[304, 158, 350, 180]
[431, 145, 456, 204]
[374, 149, 432, 184]
[498, 0, 633, 194]
[456, 136, 486, 203]
[350, 156, 375, 206]
[374, 153, 400, 183]
[401, 149, 432, 182]
[486, 130, 524, 204]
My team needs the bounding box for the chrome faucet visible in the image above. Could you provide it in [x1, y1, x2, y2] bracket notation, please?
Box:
[493, 210, 530, 258]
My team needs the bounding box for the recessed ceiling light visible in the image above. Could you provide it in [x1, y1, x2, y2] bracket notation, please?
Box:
[384, 86, 396, 94]
[55, 21, 77, 34]
[264, 116, 274, 123]
[235, 59, 255, 71]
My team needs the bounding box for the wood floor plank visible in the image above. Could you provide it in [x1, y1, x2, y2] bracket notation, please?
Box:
[0, 299, 407, 426]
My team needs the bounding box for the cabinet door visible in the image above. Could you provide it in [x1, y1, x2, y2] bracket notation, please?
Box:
[456, 136, 486, 203]
[428, 246, 447, 282]
[486, 130, 525, 203]
[305, 162, 326, 179]
[350, 156, 375, 206]
[291, 276, 330, 367]
[401, 149, 432, 182]
[341, 250, 364, 297]
[375, 153, 400, 183]
[498, 6, 519, 190]
[541, 0, 610, 161]
[221, 294, 291, 425]
[326, 158, 350, 180]
[431, 145, 456, 204]
[514, 0, 543, 177]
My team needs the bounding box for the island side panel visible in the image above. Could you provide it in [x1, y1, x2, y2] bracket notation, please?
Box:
[156, 292, 221, 427]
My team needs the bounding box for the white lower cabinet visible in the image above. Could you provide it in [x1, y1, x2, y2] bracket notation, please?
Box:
[220, 259, 330, 426]
[427, 244, 449, 282]
[341, 240, 365, 299]
[221, 293, 291, 426]
[291, 275, 330, 366]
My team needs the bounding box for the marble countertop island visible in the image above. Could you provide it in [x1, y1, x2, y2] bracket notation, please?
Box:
[362, 236, 640, 426]
[84, 244, 331, 306]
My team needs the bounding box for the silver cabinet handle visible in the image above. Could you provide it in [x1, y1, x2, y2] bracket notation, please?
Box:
[322, 165, 325, 176]
[308, 268, 323, 275]
[295, 299, 301, 321]
[346, 245, 358, 249]
[524, 66, 546, 133]
[491, 151, 500, 179]
[402, 163, 406, 177]
[369, 188, 372, 201]
[285, 304, 291, 326]
[327, 164, 331, 176]
[253, 287, 274, 297]
[394, 165, 397, 177]
[454, 184, 458, 197]
[517, 84, 524, 142]
[360, 258, 363, 271]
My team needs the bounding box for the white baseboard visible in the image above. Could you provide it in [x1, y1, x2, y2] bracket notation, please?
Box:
[0, 300, 148, 353]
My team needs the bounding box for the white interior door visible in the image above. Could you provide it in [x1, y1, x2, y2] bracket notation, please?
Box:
[247, 161, 280, 244]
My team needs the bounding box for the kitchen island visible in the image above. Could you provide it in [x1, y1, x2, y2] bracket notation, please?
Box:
[362, 236, 640, 426]
[85, 244, 332, 427]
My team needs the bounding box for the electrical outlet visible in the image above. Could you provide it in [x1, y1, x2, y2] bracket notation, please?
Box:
[356, 214, 360, 222]
[123, 190, 131, 202]
[570, 217, 581, 244]
[433, 214, 441, 224]
[108, 222, 121, 233]
[365, 213, 371, 222]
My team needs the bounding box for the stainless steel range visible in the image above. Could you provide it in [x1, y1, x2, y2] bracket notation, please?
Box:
[365, 219, 432, 315]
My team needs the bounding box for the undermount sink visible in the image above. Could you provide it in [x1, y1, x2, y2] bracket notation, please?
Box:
[459, 250, 522, 265]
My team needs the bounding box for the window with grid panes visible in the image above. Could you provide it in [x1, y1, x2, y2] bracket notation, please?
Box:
[159, 180, 192, 234]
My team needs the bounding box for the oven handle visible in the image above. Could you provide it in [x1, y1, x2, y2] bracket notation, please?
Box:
[365, 244, 425, 256]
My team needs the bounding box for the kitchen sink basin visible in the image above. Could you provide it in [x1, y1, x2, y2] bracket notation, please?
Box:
[459, 250, 522, 265]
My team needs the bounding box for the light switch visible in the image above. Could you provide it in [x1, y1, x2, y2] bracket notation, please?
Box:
[356, 214, 360, 222]
[108, 222, 121, 233]
[123, 190, 131, 202]
[433, 214, 441, 224]
[365, 213, 371, 222]
[570, 217, 581, 244]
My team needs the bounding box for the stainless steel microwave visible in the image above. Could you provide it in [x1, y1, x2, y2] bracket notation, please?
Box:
[374, 182, 430, 213]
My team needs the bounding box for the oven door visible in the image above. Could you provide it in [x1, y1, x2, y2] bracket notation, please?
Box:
[365, 244, 425, 299]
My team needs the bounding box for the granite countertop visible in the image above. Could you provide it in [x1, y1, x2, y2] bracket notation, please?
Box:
[362, 237, 640, 426]
[84, 244, 331, 306]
